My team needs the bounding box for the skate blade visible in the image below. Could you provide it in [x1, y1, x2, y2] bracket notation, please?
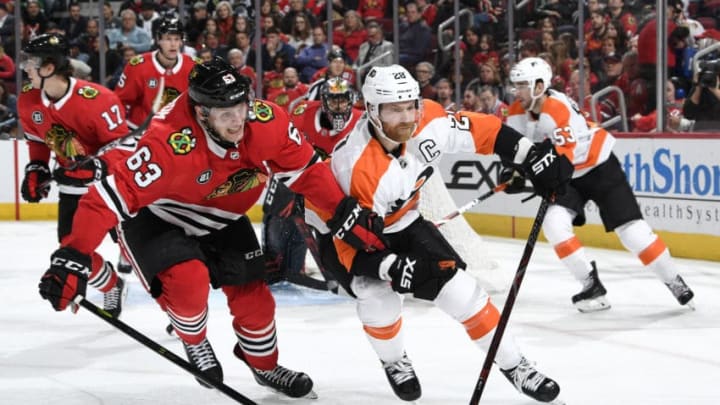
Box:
[574, 296, 611, 313]
[549, 397, 566, 405]
[304, 389, 319, 399]
[259, 385, 319, 400]
[684, 299, 696, 310]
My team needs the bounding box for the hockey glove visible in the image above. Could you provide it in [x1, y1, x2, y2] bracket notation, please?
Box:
[327, 196, 388, 253]
[499, 166, 528, 194]
[520, 140, 573, 200]
[38, 247, 90, 312]
[53, 157, 108, 187]
[384, 254, 458, 300]
[20, 160, 52, 202]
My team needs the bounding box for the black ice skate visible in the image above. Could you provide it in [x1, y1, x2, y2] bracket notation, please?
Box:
[501, 357, 561, 403]
[571, 262, 611, 313]
[665, 275, 695, 308]
[183, 337, 224, 388]
[233, 344, 316, 398]
[381, 353, 421, 402]
[103, 277, 127, 318]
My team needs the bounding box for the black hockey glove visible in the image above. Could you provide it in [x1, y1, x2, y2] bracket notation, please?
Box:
[520, 140, 573, 200]
[20, 160, 52, 202]
[53, 157, 108, 187]
[385, 254, 458, 300]
[38, 247, 91, 312]
[499, 166, 528, 194]
[327, 196, 388, 253]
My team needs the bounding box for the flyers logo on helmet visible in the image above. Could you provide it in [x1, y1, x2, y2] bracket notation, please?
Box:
[206, 168, 268, 199]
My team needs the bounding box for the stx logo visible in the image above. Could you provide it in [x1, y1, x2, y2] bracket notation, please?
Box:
[531, 149, 556, 175]
[51, 257, 90, 276]
[399, 257, 417, 289]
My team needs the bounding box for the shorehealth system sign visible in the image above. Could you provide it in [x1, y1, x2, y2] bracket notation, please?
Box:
[438, 136, 720, 237]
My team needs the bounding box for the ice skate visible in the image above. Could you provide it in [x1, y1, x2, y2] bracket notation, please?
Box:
[233, 344, 317, 399]
[183, 337, 223, 388]
[381, 353, 421, 402]
[103, 277, 127, 318]
[572, 262, 610, 313]
[501, 356, 562, 403]
[665, 275, 695, 309]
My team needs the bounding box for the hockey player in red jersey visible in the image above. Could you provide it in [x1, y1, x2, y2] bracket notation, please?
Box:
[115, 18, 196, 129]
[504, 57, 695, 312]
[37, 57, 386, 398]
[19, 33, 130, 319]
[318, 65, 572, 403]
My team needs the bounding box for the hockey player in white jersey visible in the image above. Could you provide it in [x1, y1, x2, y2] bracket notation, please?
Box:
[317, 64, 574, 403]
[504, 57, 695, 312]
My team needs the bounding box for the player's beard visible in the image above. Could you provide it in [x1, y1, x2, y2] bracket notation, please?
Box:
[382, 121, 416, 143]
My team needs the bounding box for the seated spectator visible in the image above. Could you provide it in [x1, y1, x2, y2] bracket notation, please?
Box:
[461, 81, 483, 112]
[358, 0, 387, 23]
[213, 1, 234, 44]
[398, 1, 432, 68]
[227, 48, 257, 89]
[280, 0, 317, 35]
[107, 9, 153, 52]
[416, 0, 437, 27]
[138, 1, 159, 38]
[295, 26, 330, 84]
[353, 19, 393, 84]
[263, 54, 290, 95]
[266, 67, 309, 110]
[0, 4, 15, 54]
[478, 84, 509, 121]
[307, 48, 357, 100]
[102, 3, 122, 30]
[632, 79, 693, 132]
[187, 2, 209, 46]
[232, 30, 256, 71]
[59, 2, 88, 41]
[288, 13, 313, 51]
[333, 10, 367, 63]
[261, 27, 295, 72]
[197, 47, 213, 62]
[0, 45, 15, 92]
[476, 34, 500, 67]
[0, 80, 17, 139]
[434, 78, 457, 112]
[606, 0, 637, 38]
[415, 62, 436, 99]
[203, 31, 229, 60]
[22, 0, 48, 40]
[88, 35, 123, 87]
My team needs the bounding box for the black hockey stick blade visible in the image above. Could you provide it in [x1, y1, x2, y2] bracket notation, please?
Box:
[77, 298, 258, 405]
[469, 198, 550, 405]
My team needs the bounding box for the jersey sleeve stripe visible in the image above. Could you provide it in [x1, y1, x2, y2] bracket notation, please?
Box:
[276, 151, 323, 187]
[350, 141, 392, 209]
[96, 176, 132, 222]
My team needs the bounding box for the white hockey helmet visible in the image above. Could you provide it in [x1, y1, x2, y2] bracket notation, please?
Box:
[509, 57, 553, 108]
[362, 65, 421, 140]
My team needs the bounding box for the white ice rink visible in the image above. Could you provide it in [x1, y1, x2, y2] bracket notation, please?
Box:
[1, 221, 719, 405]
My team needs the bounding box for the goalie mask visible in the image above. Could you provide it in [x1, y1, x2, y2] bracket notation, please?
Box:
[321, 77, 354, 132]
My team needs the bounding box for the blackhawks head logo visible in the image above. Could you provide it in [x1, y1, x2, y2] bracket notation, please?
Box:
[206, 168, 268, 199]
[45, 124, 85, 159]
[167, 127, 196, 155]
[160, 87, 182, 109]
[252, 101, 274, 122]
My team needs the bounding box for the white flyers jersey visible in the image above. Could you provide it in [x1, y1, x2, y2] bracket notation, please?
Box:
[506, 89, 615, 177]
[330, 99, 503, 234]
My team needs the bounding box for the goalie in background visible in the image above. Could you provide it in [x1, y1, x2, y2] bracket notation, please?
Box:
[308, 64, 573, 403]
[262, 77, 363, 291]
[504, 57, 695, 313]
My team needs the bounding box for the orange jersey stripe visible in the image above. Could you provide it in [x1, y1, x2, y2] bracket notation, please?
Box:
[462, 300, 500, 340]
[639, 237, 667, 265]
[334, 238, 358, 271]
[349, 140, 393, 210]
[554, 236, 583, 259]
[575, 126, 608, 171]
[363, 317, 403, 340]
[543, 97, 575, 163]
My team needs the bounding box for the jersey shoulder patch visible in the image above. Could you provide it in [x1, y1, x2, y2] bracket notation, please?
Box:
[292, 101, 308, 116]
[77, 85, 100, 99]
[129, 55, 145, 66]
[22, 82, 34, 93]
[166, 127, 197, 155]
[252, 100, 275, 122]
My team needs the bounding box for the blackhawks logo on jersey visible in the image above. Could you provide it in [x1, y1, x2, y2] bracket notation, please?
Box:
[160, 87, 182, 109]
[129, 55, 145, 66]
[167, 127, 196, 155]
[78, 86, 99, 99]
[45, 124, 85, 159]
[206, 168, 268, 199]
[253, 101, 274, 122]
[292, 102, 306, 116]
[22, 83, 34, 93]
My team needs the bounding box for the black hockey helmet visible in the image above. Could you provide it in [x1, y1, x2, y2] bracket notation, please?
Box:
[21, 33, 69, 70]
[153, 17, 184, 41]
[327, 48, 345, 63]
[188, 56, 252, 108]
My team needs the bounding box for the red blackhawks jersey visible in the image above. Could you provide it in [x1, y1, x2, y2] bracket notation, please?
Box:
[290, 99, 362, 157]
[115, 51, 197, 128]
[63, 94, 345, 256]
[19, 78, 131, 194]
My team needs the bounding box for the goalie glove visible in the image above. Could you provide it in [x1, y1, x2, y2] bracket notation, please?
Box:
[20, 160, 52, 202]
[38, 247, 90, 312]
[327, 196, 388, 253]
[520, 139, 573, 200]
[53, 157, 108, 187]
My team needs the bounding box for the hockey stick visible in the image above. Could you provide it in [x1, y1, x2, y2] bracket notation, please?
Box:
[76, 298, 258, 405]
[434, 182, 508, 228]
[469, 197, 550, 405]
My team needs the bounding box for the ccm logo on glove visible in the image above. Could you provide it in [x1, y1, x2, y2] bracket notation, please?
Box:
[50, 256, 92, 276]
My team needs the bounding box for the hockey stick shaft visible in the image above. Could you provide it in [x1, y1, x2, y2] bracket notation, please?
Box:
[469, 198, 550, 405]
[434, 183, 507, 228]
[77, 298, 258, 405]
